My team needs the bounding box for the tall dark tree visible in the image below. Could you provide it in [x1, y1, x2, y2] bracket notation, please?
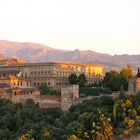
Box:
[77, 73, 87, 87]
[118, 85, 125, 99]
[118, 74, 128, 91]
[39, 85, 53, 95]
[68, 73, 78, 85]
[14, 107, 22, 130]
[103, 71, 120, 91]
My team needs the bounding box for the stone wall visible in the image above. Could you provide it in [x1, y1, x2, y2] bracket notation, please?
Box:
[36, 85, 79, 111]
[128, 78, 135, 93]
[36, 95, 61, 109]
[1, 91, 40, 104]
[1, 84, 80, 111]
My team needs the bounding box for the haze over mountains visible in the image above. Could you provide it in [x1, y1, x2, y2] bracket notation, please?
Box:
[0, 40, 140, 72]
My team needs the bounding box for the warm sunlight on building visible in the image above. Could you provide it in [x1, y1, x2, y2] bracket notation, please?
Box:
[0, 62, 103, 90]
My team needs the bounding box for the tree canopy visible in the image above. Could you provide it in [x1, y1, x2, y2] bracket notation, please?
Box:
[1, 93, 140, 139]
[120, 65, 132, 79]
[39, 85, 58, 95]
[68, 73, 87, 87]
[103, 69, 129, 91]
[68, 73, 77, 85]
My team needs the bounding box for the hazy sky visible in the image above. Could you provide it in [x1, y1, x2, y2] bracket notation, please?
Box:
[0, 0, 140, 55]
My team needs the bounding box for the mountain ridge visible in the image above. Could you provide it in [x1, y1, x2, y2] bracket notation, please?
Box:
[0, 40, 139, 72]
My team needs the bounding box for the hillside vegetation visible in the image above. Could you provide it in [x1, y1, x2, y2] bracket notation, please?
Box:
[1, 93, 140, 140]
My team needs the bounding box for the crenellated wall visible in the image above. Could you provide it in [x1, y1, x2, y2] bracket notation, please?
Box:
[36, 95, 61, 109]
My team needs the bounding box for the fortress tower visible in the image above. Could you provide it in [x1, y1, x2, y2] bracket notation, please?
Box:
[136, 68, 140, 93]
[128, 68, 140, 94]
[61, 85, 79, 111]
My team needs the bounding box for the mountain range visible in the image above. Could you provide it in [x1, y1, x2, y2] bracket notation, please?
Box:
[0, 40, 140, 72]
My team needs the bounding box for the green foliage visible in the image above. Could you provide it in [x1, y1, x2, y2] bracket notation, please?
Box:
[119, 73, 128, 90]
[68, 73, 78, 85]
[80, 87, 112, 97]
[89, 80, 103, 88]
[80, 87, 100, 96]
[25, 99, 35, 107]
[103, 70, 128, 91]
[77, 73, 87, 87]
[68, 73, 87, 87]
[0, 99, 63, 140]
[103, 71, 119, 91]
[14, 107, 22, 130]
[1, 93, 140, 139]
[118, 85, 125, 99]
[39, 84, 58, 95]
[102, 65, 131, 92]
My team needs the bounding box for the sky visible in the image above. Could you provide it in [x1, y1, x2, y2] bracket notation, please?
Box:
[0, 0, 140, 55]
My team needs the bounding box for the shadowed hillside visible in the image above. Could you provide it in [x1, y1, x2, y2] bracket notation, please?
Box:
[0, 40, 140, 72]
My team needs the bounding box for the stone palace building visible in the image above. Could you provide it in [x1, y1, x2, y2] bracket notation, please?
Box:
[0, 62, 103, 90]
[0, 61, 103, 110]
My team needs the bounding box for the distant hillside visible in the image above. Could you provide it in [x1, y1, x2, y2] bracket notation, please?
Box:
[0, 40, 140, 72]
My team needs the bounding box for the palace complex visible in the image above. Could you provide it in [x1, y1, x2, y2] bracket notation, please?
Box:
[0, 62, 103, 90]
[0, 61, 103, 110]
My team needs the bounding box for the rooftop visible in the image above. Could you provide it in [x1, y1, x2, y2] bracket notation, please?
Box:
[0, 62, 103, 68]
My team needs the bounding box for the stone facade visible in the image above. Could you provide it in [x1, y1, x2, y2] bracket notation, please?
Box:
[0, 69, 80, 110]
[0, 62, 103, 110]
[0, 62, 103, 91]
[0, 69, 40, 104]
[128, 78, 136, 93]
[36, 95, 61, 109]
[35, 85, 79, 111]
[61, 85, 79, 111]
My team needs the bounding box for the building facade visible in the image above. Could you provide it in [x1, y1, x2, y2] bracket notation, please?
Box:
[61, 85, 79, 111]
[0, 69, 40, 103]
[0, 62, 103, 110]
[0, 62, 103, 90]
[0, 68, 79, 110]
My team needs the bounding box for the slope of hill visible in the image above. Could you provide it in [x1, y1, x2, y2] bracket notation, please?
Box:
[0, 40, 111, 63]
[0, 40, 139, 72]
